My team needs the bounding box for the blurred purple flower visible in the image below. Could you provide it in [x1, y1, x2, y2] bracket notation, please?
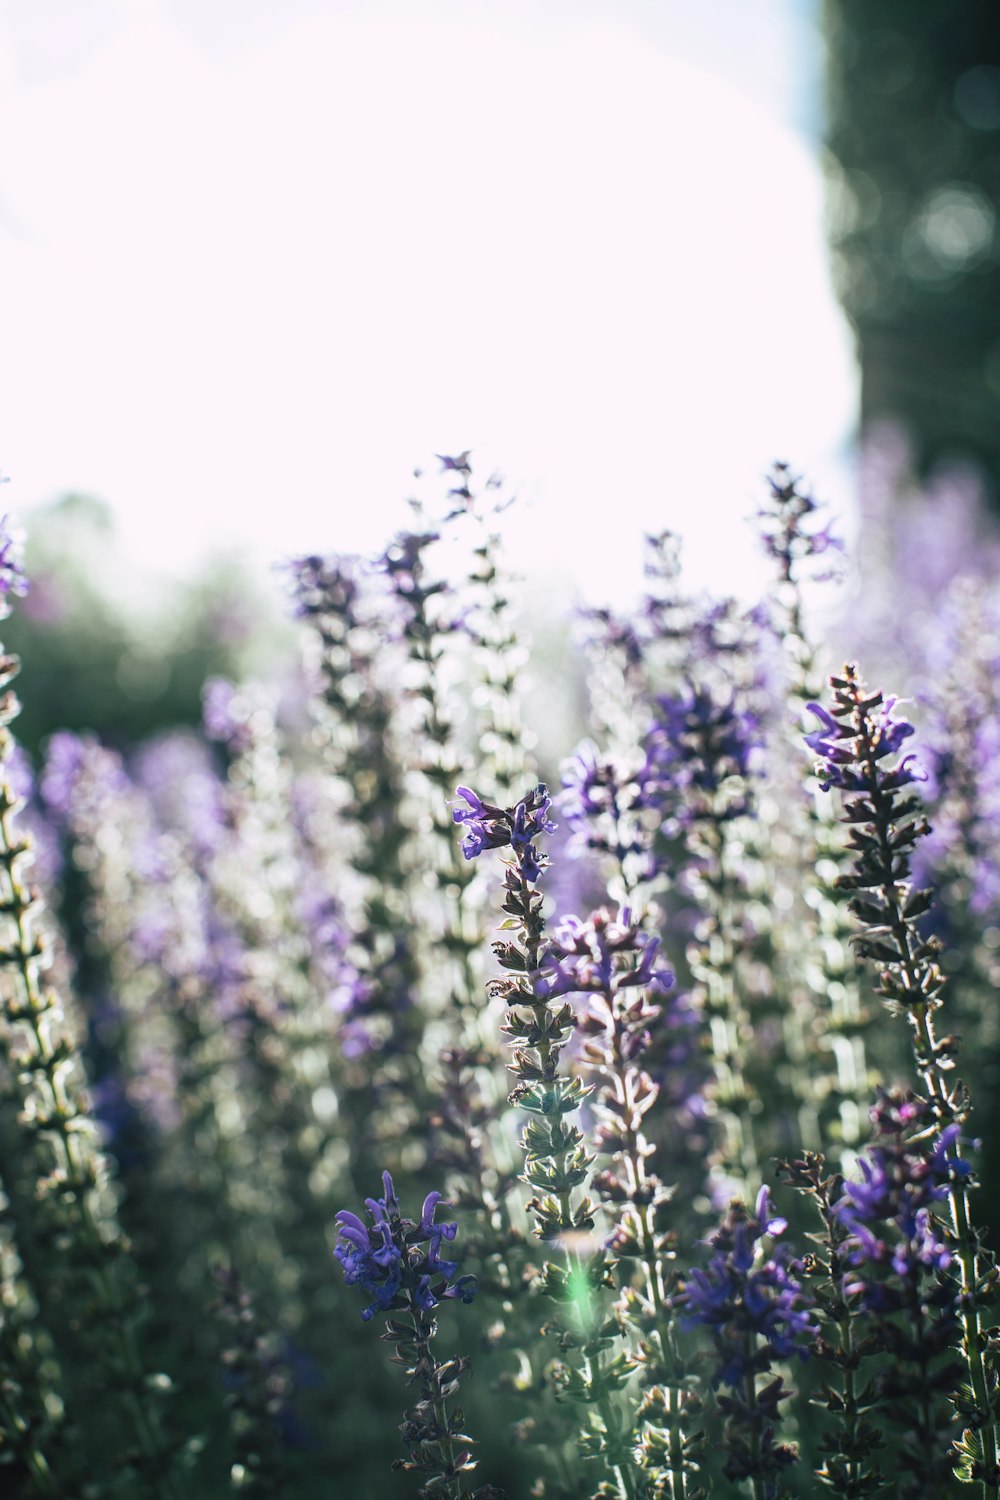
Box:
[678, 1185, 816, 1391]
[202, 677, 255, 756]
[639, 687, 761, 823]
[0, 515, 28, 604]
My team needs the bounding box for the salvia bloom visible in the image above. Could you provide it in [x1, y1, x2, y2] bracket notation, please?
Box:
[828, 1092, 968, 1496]
[834, 1094, 965, 1292]
[559, 743, 653, 898]
[808, 663, 1000, 1490]
[679, 1187, 816, 1387]
[334, 1172, 476, 1324]
[755, 462, 845, 584]
[335, 1174, 494, 1499]
[639, 686, 762, 824]
[678, 1187, 816, 1493]
[804, 693, 924, 795]
[460, 786, 645, 1496]
[570, 907, 709, 1498]
[452, 783, 556, 880]
[541, 906, 674, 1002]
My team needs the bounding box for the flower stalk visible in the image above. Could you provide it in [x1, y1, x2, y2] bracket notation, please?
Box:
[808, 664, 1000, 1494]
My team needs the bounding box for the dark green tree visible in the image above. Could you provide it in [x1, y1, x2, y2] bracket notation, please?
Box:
[824, 0, 1000, 496]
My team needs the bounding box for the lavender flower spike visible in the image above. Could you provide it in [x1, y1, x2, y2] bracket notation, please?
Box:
[452, 783, 556, 880]
[335, 1174, 492, 1496]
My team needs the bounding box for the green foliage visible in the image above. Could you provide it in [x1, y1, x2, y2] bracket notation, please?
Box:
[824, 0, 1000, 491]
[2, 494, 289, 757]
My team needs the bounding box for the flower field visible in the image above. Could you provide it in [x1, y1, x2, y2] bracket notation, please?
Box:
[1, 458, 999, 1499]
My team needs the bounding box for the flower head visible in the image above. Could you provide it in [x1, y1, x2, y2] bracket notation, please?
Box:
[833, 1091, 966, 1297]
[805, 691, 924, 794]
[678, 1186, 816, 1390]
[334, 1172, 475, 1323]
[452, 783, 556, 880]
[639, 686, 761, 825]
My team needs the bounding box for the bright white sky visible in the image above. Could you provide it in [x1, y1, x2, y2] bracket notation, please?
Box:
[0, 0, 856, 609]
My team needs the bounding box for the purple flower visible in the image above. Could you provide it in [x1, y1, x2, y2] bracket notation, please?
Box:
[0, 515, 28, 606]
[334, 1173, 475, 1324]
[678, 1186, 816, 1390]
[805, 695, 925, 794]
[824, 1090, 965, 1489]
[39, 731, 89, 819]
[639, 687, 762, 824]
[452, 786, 510, 860]
[803, 702, 851, 760]
[833, 1093, 965, 1295]
[285, 552, 365, 622]
[452, 783, 556, 879]
[540, 908, 674, 1001]
[560, 742, 607, 825]
[873, 696, 916, 759]
[202, 677, 258, 756]
[755, 463, 845, 584]
[133, 732, 226, 863]
[559, 743, 650, 874]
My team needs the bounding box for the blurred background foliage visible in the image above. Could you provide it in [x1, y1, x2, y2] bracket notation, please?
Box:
[3, 493, 293, 759]
[824, 0, 1000, 498]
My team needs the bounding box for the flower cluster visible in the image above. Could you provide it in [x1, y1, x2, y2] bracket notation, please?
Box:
[335, 1172, 476, 1324]
[560, 742, 651, 893]
[678, 1188, 816, 1490]
[567, 908, 708, 1497]
[809, 663, 1000, 1488]
[835, 1093, 966, 1292]
[828, 1092, 968, 1496]
[639, 686, 762, 825]
[335, 1174, 489, 1497]
[805, 692, 923, 795]
[542, 906, 674, 1002]
[755, 462, 844, 582]
[452, 783, 556, 880]
[679, 1187, 816, 1388]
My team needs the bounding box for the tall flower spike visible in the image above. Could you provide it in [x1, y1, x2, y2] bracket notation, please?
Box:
[808, 663, 1000, 1494]
[287, 546, 429, 1183]
[778, 1149, 886, 1497]
[456, 786, 642, 1499]
[639, 670, 766, 1201]
[334, 1173, 496, 1500]
[566, 907, 708, 1499]
[830, 1091, 966, 1498]
[753, 463, 872, 1162]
